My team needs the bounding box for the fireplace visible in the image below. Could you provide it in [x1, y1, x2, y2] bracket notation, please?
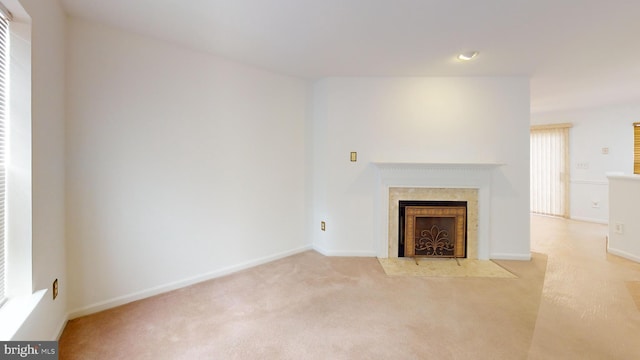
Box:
[399, 201, 467, 258]
[373, 162, 502, 260]
[389, 188, 477, 259]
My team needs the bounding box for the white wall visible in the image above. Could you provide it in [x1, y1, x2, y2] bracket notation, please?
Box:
[608, 175, 640, 262]
[66, 18, 310, 316]
[9, 0, 68, 340]
[311, 77, 531, 259]
[531, 103, 637, 223]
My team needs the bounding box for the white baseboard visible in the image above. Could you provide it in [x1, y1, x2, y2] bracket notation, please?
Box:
[68, 245, 313, 319]
[312, 244, 329, 256]
[607, 247, 640, 263]
[570, 216, 608, 225]
[490, 253, 532, 261]
[54, 315, 69, 340]
[312, 245, 376, 257]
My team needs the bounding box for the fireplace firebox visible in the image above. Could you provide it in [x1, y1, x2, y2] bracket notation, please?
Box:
[398, 201, 467, 258]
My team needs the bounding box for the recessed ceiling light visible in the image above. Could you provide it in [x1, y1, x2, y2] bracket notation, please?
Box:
[457, 51, 479, 61]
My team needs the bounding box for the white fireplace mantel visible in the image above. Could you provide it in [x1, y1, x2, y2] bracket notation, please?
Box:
[373, 162, 504, 260]
[373, 162, 505, 170]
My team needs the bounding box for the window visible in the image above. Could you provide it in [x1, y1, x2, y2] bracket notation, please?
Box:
[0, 6, 8, 306]
[0, 6, 9, 306]
[634, 122, 640, 175]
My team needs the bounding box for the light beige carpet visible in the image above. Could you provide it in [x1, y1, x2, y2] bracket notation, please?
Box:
[377, 257, 518, 278]
[60, 250, 543, 360]
[60, 216, 640, 359]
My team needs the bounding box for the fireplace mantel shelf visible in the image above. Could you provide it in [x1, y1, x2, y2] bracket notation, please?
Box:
[373, 162, 505, 169]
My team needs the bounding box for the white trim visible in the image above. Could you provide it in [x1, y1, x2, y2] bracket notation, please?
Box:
[312, 244, 329, 256]
[570, 179, 608, 185]
[0, 2, 12, 21]
[607, 247, 640, 263]
[607, 174, 640, 182]
[68, 245, 313, 319]
[312, 245, 376, 257]
[530, 123, 573, 130]
[570, 216, 608, 225]
[54, 315, 68, 340]
[373, 162, 504, 170]
[489, 253, 532, 261]
[0, 289, 46, 340]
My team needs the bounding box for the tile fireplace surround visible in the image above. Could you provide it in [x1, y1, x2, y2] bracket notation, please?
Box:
[392, 189, 477, 259]
[374, 163, 503, 260]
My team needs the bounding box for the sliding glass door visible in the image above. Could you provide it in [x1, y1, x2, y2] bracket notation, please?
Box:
[530, 124, 571, 218]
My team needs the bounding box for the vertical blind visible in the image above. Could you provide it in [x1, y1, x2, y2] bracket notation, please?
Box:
[530, 124, 571, 218]
[0, 11, 8, 305]
[634, 123, 640, 175]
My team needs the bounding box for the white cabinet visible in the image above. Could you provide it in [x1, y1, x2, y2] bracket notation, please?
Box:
[608, 174, 640, 263]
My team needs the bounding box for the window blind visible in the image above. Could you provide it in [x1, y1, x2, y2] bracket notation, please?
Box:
[634, 123, 640, 175]
[530, 123, 572, 218]
[0, 12, 8, 305]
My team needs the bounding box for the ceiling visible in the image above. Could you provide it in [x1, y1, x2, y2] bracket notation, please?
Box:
[60, 0, 640, 114]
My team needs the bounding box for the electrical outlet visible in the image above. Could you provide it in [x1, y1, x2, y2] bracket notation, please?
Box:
[614, 222, 624, 234]
[53, 279, 59, 300]
[321, 221, 326, 231]
[576, 162, 589, 169]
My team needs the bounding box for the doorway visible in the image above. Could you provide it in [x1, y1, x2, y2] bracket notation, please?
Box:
[530, 124, 571, 217]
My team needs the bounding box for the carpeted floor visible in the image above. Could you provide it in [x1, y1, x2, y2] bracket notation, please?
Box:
[58, 215, 640, 359]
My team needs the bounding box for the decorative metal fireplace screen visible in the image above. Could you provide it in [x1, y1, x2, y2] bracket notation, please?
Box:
[400, 201, 467, 258]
